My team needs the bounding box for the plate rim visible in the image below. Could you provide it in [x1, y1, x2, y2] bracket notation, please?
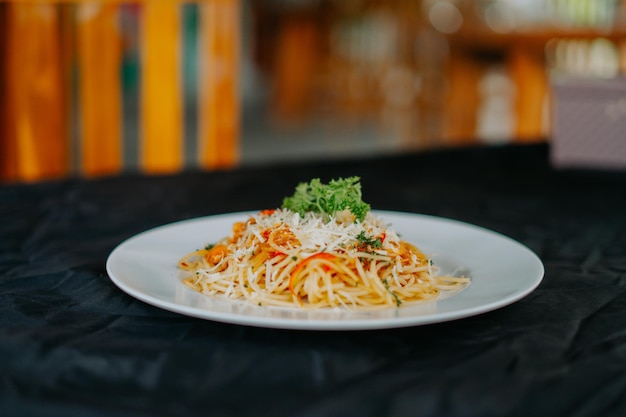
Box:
[106, 210, 545, 330]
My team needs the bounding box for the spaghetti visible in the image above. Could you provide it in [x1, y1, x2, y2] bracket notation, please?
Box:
[178, 208, 469, 309]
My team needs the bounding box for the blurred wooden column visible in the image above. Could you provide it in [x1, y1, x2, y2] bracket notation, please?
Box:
[77, 2, 123, 177]
[271, 13, 319, 124]
[442, 48, 482, 144]
[141, 0, 183, 174]
[1, 3, 68, 182]
[198, 0, 240, 169]
[508, 44, 548, 142]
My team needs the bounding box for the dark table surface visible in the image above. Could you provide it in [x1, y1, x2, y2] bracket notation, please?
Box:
[2, 143, 626, 417]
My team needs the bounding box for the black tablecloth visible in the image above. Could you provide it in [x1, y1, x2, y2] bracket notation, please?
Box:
[2, 143, 626, 417]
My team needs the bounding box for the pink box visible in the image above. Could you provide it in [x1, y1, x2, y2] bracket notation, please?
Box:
[551, 77, 626, 170]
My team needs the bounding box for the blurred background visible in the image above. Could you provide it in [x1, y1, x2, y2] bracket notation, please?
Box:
[2, 0, 626, 182]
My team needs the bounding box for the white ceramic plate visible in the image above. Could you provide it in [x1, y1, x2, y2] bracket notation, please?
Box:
[106, 211, 544, 330]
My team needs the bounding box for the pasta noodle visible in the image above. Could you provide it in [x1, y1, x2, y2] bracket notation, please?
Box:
[178, 208, 469, 309]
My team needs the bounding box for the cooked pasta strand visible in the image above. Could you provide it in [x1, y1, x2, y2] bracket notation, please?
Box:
[178, 209, 469, 309]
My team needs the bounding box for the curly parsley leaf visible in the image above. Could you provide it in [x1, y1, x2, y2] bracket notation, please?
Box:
[282, 176, 370, 222]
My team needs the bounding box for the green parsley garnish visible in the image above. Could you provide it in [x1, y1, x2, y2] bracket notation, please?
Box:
[355, 231, 383, 250]
[282, 176, 370, 222]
